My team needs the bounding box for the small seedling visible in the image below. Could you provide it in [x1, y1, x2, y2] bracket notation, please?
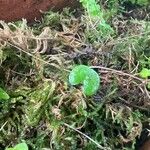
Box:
[0, 87, 10, 100]
[69, 65, 100, 96]
[6, 142, 28, 150]
[139, 68, 150, 78]
[139, 68, 150, 90]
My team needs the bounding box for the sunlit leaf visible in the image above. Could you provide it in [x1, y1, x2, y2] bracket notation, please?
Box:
[69, 65, 100, 96]
[6, 143, 28, 150]
[139, 68, 150, 78]
[0, 87, 10, 100]
[69, 65, 90, 85]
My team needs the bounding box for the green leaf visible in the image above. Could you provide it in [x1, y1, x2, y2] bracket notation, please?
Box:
[14, 143, 28, 150]
[139, 68, 150, 78]
[69, 65, 100, 96]
[83, 69, 100, 96]
[0, 87, 10, 100]
[69, 65, 90, 85]
[6, 143, 28, 150]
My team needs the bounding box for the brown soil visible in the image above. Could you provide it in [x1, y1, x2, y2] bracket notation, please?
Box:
[0, 0, 78, 22]
[140, 139, 150, 150]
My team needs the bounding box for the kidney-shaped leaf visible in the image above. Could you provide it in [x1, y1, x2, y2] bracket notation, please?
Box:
[69, 65, 100, 96]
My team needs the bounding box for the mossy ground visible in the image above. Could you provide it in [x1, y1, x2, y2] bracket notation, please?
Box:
[0, 1, 150, 150]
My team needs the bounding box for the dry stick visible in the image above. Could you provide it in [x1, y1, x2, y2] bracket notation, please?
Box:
[0, 121, 8, 131]
[91, 66, 145, 82]
[91, 66, 150, 99]
[63, 123, 110, 150]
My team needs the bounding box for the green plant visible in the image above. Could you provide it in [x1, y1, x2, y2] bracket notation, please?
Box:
[69, 65, 100, 96]
[0, 87, 10, 100]
[139, 68, 150, 90]
[79, 0, 114, 37]
[139, 68, 150, 78]
[6, 142, 28, 150]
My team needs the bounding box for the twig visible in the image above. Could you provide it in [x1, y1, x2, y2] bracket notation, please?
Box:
[91, 65, 150, 99]
[63, 122, 111, 150]
[91, 66, 148, 83]
[0, 121, 8, 131]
